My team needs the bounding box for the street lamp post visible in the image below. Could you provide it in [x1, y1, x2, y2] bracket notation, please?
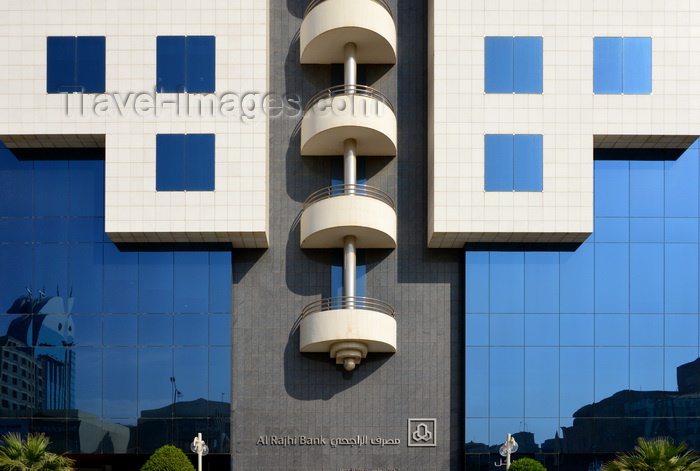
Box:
[191, 432, 209, 471]
[495, 433, 519, 469]
[170, 376, 183, 418]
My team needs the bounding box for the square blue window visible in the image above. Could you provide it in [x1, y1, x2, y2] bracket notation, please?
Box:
[157, 36, 215, 93]
[156, 134, 215, 191]
[594, 37, 651, 94]
[485, 134, 543, 192]
[485, 37, 542, 94]
[47, 36, 105, 93]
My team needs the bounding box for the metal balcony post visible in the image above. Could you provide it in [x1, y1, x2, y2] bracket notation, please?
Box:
[344, 138, 357, 194]
[344, 235, 357, 305]
[344, 42, 356, 93]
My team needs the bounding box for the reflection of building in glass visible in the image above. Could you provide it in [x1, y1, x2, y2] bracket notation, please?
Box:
[559, 358, 700, 453]
[0, 140, 232, 469]
[0, 411, 132, 454]
[1, 291, 75, 412]
[138, 399, 230, 454]
[467, 357, 700, 459]
[465, 140, 700, 470]
[0, 336, 43, 411]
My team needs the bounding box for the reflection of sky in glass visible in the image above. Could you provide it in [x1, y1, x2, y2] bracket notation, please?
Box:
[465, 142, 700, 451]
[0, 145, 232, 453]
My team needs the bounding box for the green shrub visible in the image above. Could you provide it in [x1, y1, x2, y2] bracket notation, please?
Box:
[508, 457, 547, 471]
[141, 445, 195, 471]
[602, 437, 700, 471]
[0, 432, 74, 471]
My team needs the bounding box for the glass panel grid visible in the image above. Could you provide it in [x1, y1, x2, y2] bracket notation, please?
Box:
[466, 143, 700, 462]
[0, 151, 232, 455]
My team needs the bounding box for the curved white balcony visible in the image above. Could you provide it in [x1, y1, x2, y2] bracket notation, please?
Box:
[301, 85, 397, 156]
[300, 296, 397, 371]
[300, 184, 397, 249]
[300, 0, 397, 64]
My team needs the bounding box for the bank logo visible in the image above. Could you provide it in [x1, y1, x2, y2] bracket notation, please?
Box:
[407, 418, 436, 447]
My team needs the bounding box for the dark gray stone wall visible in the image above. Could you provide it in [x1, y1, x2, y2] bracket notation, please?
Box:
[231, 1, 464, 469]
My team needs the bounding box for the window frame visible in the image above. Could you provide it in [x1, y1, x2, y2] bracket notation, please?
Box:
[46, 36, 106, 93]
[156, 36, 216, 93]
[155, 133, 216, 192]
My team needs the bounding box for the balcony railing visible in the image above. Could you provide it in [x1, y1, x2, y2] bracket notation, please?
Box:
[303, 183, 395, 211]
[303, 0, 393, 19]
[303, 84, 395, 115]
[301, 295, 395, 319]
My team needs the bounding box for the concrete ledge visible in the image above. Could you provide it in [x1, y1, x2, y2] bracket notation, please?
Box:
[300, 307, 397, 353]
[301, 95, 397, 156]
[300, 194, 397, 248]
[301, 0, 396, 64]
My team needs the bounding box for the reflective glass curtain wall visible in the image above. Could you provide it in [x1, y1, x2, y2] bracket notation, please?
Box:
[465, 142, 700, 470]
[0, 145, 232, 457]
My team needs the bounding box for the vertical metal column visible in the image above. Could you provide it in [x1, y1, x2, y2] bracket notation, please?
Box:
[344, 42, 357, 93]
[344, 139, 356, 192]
[343, 42, 358, 304]
[343, 235, 357, 301]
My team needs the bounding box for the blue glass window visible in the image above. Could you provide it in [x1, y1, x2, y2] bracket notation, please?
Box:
[156, 134, 215, 191]
[630, 347, 664, 390]
[525, 314, 558, 346]
[465, 141, 700, 459]
[524, 347, 558, 417]
[630, 314, 663, 346]
[490, 347, 524, 417]
[0, 153, 233, 455]
[485, 134, 513, 191]
[175, 314, 208, 346]
[630, 161, 664, 217]
[137, 347, 173, 412]
[209, 252, 232, 314]
[138, 252, 174, 314]
[104, 244, 138, 313]
[665, 244, 699, 314]
[665, 147, 699, 217]
[560, 243, 594, 313]
[331, 250, 366, 298]
[594, 243, 629, 314]
[485, 135, 543, 191]
[47, 37, 105, 93]
[466, 252, 489, 313]
[174, 252, 209, 313]
[594, 37, 651, 94]
[102, 347, 137, 418]
[465, 347, 489, 417]
[157, 36, 215, 93]
[139, 314, 173, 346]
[489, 252, 524, 313]
[485, 37, 542, 93]
[629, 243, 663, 314]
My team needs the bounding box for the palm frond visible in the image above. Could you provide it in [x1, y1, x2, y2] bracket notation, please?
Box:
[603, 437, 700, 471]
[0, 432, 74, 471]
[0, 433, 25, 462]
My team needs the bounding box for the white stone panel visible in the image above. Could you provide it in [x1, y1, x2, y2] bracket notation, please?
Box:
[0, 0, 269, 248]
[429, 0, 700, 248]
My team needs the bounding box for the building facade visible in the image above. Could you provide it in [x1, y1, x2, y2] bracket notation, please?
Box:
[0, 1, 699, 470]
